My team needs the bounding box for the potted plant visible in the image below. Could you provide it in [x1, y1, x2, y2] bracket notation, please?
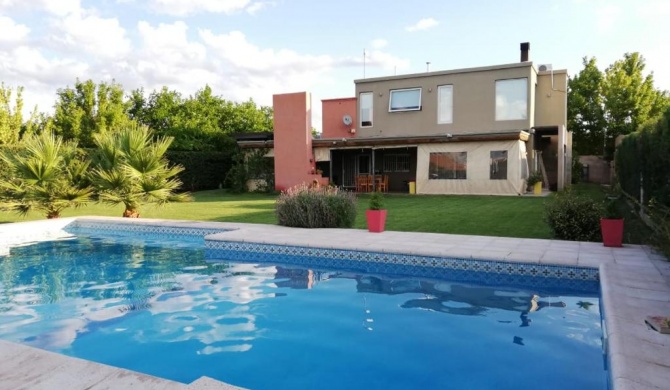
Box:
[366, 191, 387, 233]
[600, 198, 624, 247]
[527, 172, 543, 195]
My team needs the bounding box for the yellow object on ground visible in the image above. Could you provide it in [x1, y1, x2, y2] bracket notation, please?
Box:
[409, 181, 416, 194]
[533, 182, 542, 195]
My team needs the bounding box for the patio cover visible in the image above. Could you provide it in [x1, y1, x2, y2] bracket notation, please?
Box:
[416, 140, 528, 195]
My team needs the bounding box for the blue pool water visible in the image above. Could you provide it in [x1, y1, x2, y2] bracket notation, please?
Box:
[0, 232, 606, 389]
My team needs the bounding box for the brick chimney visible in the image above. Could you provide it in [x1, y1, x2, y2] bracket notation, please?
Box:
[520, 42, 530, 62]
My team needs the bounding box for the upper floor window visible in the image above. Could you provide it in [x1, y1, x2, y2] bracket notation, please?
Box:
[389, 88, 421, 112]
[360, 92, 373, 127]
[437, 85, 453, 124]
[495, 78, 527, 121]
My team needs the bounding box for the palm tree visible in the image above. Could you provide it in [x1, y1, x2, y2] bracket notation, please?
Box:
[91, 124, 190, 217]
[0, 132, 93, 218]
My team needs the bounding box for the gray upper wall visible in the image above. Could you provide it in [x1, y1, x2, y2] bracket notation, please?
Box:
[354, 62, 567, 138]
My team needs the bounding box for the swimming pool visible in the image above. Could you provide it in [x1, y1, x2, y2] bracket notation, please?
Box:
[0, 223, 606, 389]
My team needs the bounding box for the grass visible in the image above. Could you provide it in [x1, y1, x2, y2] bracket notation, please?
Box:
[0, 183, 652, 244]
[1, 190, 551, 239]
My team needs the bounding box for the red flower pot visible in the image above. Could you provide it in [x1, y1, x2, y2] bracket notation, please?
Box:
[600, 218, 624, 247]
[366, 210, 387, 233]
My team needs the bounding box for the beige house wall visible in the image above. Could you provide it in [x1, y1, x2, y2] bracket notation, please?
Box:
[534, 71, 568, 127]
[354, 63, 535, 138]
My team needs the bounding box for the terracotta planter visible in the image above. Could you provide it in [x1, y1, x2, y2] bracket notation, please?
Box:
[366, 210, 387, 233]
[600, 218, 624, 247]
[533, 182, 542, 195]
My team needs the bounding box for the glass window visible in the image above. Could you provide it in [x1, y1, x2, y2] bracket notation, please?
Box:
[383, 154, 410, 172]
[429, 152, 467, 180]
[495, 78, 527, 121]
[389, 88, 421, 112]
[360, 92, 373, 127]
[490, 150, 508, 180]
[437, 85, 453, 124]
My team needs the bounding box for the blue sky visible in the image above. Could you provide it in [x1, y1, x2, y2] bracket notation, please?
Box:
[1, 0, 668, 130]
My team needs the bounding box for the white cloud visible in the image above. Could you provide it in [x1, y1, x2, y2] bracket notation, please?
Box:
[0, 16, 30, 44]
[0, 0, 81, 16]
[405, 17, 438, 32]
[51, 13, 131, 58]
[246, 1, 275, 15]
[370, 39, 388, 49]
[148, 0, 252, 16]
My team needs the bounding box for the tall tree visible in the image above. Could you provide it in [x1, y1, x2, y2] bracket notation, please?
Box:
[91, 124, 190, 218]
[0, 132, 93, 218]
[567, 57, 606, 155]
[602, 53, 669, 157]
[0, 84, 31, 145]
[53, 79, 132, 147]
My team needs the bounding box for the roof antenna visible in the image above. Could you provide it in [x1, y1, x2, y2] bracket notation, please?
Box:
[426, 61, 431, 72]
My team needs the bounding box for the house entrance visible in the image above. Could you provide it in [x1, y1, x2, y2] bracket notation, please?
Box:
[332, 147, 417, 192]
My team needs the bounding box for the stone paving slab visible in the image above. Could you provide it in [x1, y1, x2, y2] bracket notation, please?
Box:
[1, 216, 669, 390]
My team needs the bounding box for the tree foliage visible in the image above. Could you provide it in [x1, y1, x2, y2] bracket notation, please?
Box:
[568, 53, 669, 158]
[616, 107, 670, 207]
[53, 79, 132, 147]
[91, 124, 191, 217]
[129, 85, 273, 151]
[567, 57, 606, 155]
[0, 84, 33, 145]
[602, 53, 670, 157]
[0, 132, 93, 218]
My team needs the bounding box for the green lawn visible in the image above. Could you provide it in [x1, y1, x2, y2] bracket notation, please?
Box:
[2, 184, 652, 243]
[1, 190, 552, 239]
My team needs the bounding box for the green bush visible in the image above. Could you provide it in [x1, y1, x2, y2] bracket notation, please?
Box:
[166, 150, 233, 192]
[276, 183, 357, 228]
[545, 191, 603, 241]
[616, 107, 670, 207]
[368, 191, 385, 210]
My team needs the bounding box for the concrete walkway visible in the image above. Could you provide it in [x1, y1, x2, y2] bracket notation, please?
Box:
[1, 217, 669, 389]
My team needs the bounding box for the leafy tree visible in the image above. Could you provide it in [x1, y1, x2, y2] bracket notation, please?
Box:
[53, 79, 132, 147]
[129, 86, 273, 151]
[91, 124, 191, 218]
[0, 84, 31, 145]
[567, 57, 606, 155]
[602, 53, 669, 157]
[568, 53, 670, 158]
[0, 132, 93, 218]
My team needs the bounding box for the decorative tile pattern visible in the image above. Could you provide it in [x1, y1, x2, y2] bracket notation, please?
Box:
[205, 240, 599, 287]
[66, 220, 229, 242]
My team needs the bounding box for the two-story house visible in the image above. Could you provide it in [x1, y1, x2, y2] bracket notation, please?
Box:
[238, 43, 570, 195]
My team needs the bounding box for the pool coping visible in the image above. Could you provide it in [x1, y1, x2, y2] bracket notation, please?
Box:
[2, 216, 669, 390]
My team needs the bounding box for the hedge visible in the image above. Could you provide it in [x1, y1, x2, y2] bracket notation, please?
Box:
[166, 150, 234, 192]
[615, 107, 670, 207]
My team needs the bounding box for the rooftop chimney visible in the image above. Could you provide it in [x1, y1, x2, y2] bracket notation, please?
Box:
[520, 42, 530, 62]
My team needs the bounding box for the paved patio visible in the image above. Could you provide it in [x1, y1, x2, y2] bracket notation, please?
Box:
[1, 216, 669, 389]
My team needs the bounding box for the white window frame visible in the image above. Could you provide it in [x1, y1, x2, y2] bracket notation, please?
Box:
[495, 78, 528, 121]
[437, 85, 453, 124]
[359, 92, 373, 128]
[389, 87, 422, 112]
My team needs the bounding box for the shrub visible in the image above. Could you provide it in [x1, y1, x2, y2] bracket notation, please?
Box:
[368, 191, 384, 210]
[545, 191, 603, 241]
[276, 183, 357, 228]
[166, 150, 233, 192]
[527, 171, 543, 186]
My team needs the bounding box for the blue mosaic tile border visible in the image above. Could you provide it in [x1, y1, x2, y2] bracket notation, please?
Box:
[66, 220, 230, 241]
[205, 240, 599, 282]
